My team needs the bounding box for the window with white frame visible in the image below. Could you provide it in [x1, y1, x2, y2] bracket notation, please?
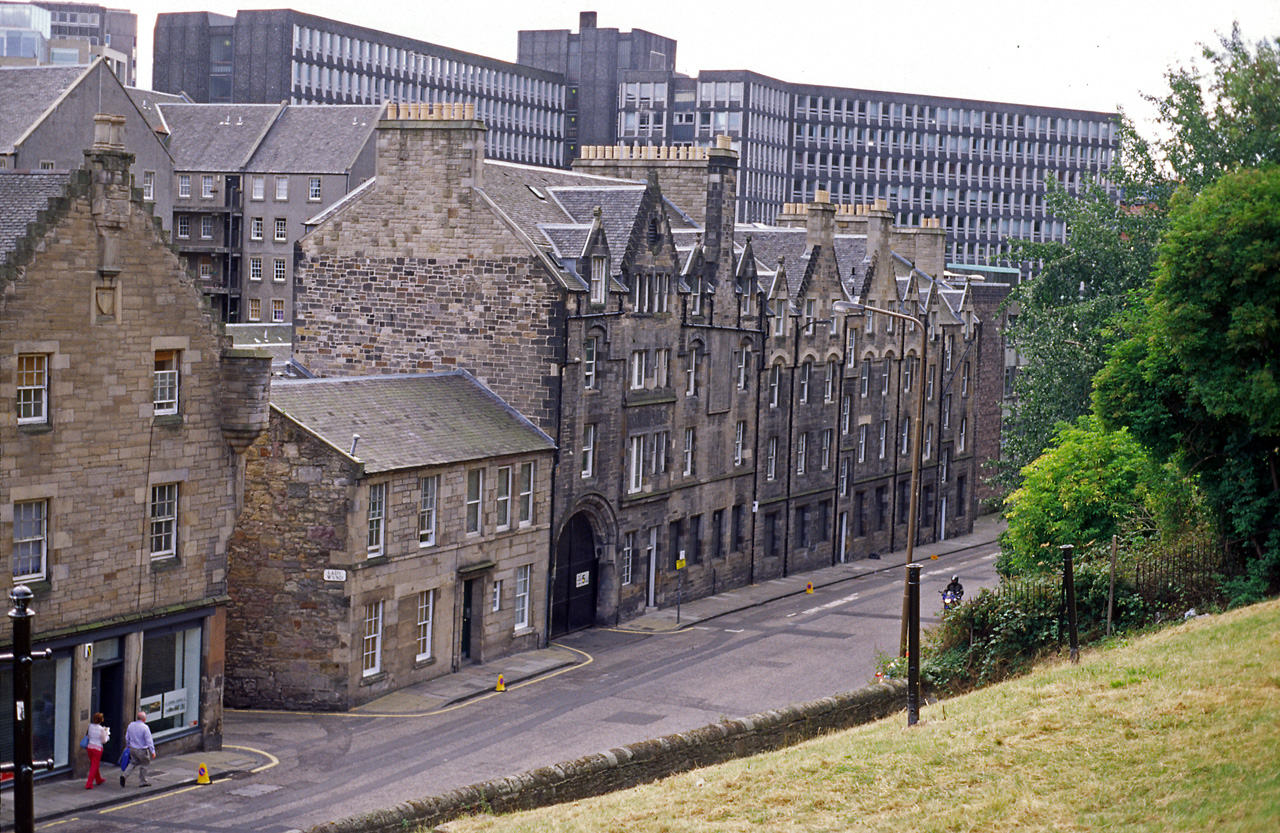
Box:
[178, 174, 190, 198]
[583, 337, 598, 389]
[630, 350, 647, 390]
[514, 564, 531, 630]
[16, 354, 48, 425]
[201, 175, 214, 198]
[881, 357, 891, 394]
[904, 355, 915, 392]
[686, 344, 700, 396]
[589, 255, 608, 304]
[925, 423, 933, 459]
[941, 448, 950, 482]
[495, 465, 513, 529]
[804, 299, 816, 334]
[274, 217, 287, 241]
[628, 435, 645, 493]
[768, 363, 781, 407]
[250, 217, 263, 240]
[491, 579, 502, 612]
[840, 457, 850, 496]
[797, 431, 808, 474]
[734, 421, 746, 465]
[683, 428, 695, 476]
[272, 299, 285, 322]
[248, 298, 261, 321]
[942, 393, 952, 429]
[309, 177, 322, 201]
[274, 259, 287, 282]
[275, 176, 289, 200]
[177, 215, 190, 238]
[736, 348, 750, 390]
[250, 176, 264, 200]
[858, 424, 867, 462]
[879, 420, 888, 459]
[418, 475, 438, 546]
[962, 361, 970, 396]
[362, 601, 383, 676]
[821, 429, 833, 470]
[860, 358, 870, 397]
[799, 361, 811, 403]
[652, 430, 668, 474]
[901, 417, 911, 454]
[825, 360, 836, 401]
[841, 394, 851, 434]
[518, 462, 534, 525]
[655, 348, 670, 388]
[466, 469, 483, 533]
[766, 436, 778, 480]
[367, 482, 386, 556]
[581, 424, 596, 478]
[846, 326, 856, 365]
[12, 500, 47, 580]
[415, 590, 434, 661]
[200, 214, 213, 239]
[621, 531, 635, 586]
[154, 350, 179, 416]
[959, 416, 967, 451]
[249, 257, 263, 281]
[149, 483, 178, 559]
[142, 171, 155, 201]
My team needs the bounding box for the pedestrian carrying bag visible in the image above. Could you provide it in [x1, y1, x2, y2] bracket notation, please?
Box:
[119, 747, 130, 771]
[80, 734, 89, 749]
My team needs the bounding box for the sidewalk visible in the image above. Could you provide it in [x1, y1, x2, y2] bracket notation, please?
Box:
[12, 514, 1002, 827]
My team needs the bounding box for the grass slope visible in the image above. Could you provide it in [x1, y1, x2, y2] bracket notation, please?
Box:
[444, 599, 1280, 833]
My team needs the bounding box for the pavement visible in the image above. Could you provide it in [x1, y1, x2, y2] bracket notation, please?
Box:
[8, 513, 1002, 829]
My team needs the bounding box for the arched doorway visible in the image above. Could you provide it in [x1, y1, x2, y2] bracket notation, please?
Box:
[551, 513, 598, 636]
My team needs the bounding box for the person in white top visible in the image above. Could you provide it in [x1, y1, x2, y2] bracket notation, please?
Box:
[84, 712, 110, 789]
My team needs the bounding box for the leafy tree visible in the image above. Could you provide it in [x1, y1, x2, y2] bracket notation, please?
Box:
[1000, 415, 1186, 576]
[1094, 164, 1280, 601]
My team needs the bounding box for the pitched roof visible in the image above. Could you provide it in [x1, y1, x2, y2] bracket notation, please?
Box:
[244, 105, 382, 173]
[269, 371, 554, 474]
[0, 65, 90, 152]
[125, 87, 189, 136]
[0, 171, 70, 262]
[158, 103, 284, 171]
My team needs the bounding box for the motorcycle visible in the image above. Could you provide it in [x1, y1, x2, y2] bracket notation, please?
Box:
[940, 576, 964, 612]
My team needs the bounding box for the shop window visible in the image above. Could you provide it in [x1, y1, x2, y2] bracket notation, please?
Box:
[139, 624, 202, 738]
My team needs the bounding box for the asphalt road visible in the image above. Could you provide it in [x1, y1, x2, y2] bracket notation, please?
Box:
[45, 545, 999, 832]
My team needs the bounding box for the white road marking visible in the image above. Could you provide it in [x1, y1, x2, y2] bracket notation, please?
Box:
[801, 592, 860, 615]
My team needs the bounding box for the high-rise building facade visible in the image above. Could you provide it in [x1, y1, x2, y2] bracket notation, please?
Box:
[0, 2, 134, 83]
[154, 9, 566, 169]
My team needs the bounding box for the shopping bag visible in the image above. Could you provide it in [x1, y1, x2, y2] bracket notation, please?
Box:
[80, 734, 89, 749]
[119, 747, 130, 771]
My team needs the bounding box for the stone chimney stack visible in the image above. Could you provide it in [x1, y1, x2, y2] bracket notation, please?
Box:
[702, 135, 739, 284]
[805, 189, 836, 252]
[864, 198, 894, 268]
[375, 102, 486, 217]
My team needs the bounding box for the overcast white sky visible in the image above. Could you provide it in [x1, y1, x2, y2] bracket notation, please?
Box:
[129, 0, 1280, 130]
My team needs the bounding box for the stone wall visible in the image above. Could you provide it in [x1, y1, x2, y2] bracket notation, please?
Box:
[306, 679, 908, 833]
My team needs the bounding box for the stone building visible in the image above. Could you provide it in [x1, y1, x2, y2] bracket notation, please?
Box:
[290, 103, 1007, 635]
[225, 372, 554, 710]
[0, 116, 270, 774]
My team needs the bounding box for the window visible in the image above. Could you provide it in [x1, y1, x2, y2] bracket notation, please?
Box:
[250, 176, 264, 201]
[879, 420, 888, 459]
[621, 532, 635, 586]
[903, 355, 915, 392]
[274, 259, 287, 282]
[248, 298, 261, 321]
[362, 601, 383, 676]
[590, 255, 608, 304]
[16, 354, 48, 424]
[858, 424, 867, 462]
[711, 509, 724, 560]
[630, 350, 647, 390]
[149, 484, 178, 559]
[766, 436, 778, 480]
[841, 394, 852, 434]
[689, 514, 703, 564]
[654, 348, 671, 388]
[860, 358, 870, 397]
[142, 171, 155, 201]
[734, 421, 746, 465]
[764, 511, 780, 558]
[797, 432, 808, 474]
[685, 345, 700, 396]
[628, 436, 644, 493]
[881, 358, 891, 395]
[736, 348, 750, 391]
[309, 177, 322, 201]
[491, 580, 503, 612]
[943, 394, 952, 429]
[518, 462, 534, 525]
[419, 475, 438, 546]
[583, 337, 598, 389]
[581, 424, 596, 478]
[804, 299, 816, 334]
[732, 504, 745, 552]
[821, 429, 833, 470]
[153, 350, 179, 416]
[415, 590, 434, 661]
[683, 428, 695, 476]
[799, 361, 811, 403]
[367, 482, 386, 556]
[249, 257, 263, 281]
[178, 174, 190, 198]
[275, 176, 289, 201]
[962, 361, 971, 396]
[959, 417, 967, 452]
[901, 417, 911, 455]
[201, 175, 214, 198]
[200, 215, 213, 239]
[250, 217, 263, 241]
[466, 469, 483, 533]
[825, 360, 836, 401]
[768, 363, 781, 407]
[272, 299, 285, 322]
[177, 215, 190, 238]
[925, 423, 933, 459]
[941, 449, 950, 483]
[796, 504, 810, 548]
[839, 456, 850, 496]
[514, 565, 531, 630]
[495, 465, 512, 529]
[12, 500, 47, 580]
[274, 218, 287, 241]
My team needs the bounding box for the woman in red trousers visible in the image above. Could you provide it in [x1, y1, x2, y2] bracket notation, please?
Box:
[85, 712, 109, 789]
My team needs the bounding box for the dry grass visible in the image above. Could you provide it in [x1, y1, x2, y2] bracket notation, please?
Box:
[443, 599, 1280, 833]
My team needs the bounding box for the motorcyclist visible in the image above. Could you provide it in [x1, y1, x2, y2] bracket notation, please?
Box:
[942, 575, 964, 607]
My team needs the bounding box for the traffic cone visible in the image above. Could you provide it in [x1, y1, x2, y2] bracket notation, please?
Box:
[196, 763, 210, 785]
[805, 581, 814, 594]
[495, 674, 505, 692]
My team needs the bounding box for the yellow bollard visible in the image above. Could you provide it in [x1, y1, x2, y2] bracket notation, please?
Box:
[496, 674, 506, 692]
[196, 763, 211, 785]
[805, 581, 814, 594]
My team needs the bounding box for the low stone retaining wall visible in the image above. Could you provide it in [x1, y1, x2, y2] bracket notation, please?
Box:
[307, 678, 909, 833]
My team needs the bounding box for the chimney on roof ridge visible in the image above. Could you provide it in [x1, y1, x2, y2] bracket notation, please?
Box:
[805, 192, 836, 251]
[580, 11, 597, 29]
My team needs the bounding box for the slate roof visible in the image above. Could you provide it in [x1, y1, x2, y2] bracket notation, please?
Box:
[125, 87, 189, 136]
[0, 65, 89, 152]
[269, 371, 554, 474]
[0, 171, 70, 262]
[244, 105, 383, 174]
[158, 104, 284, 171]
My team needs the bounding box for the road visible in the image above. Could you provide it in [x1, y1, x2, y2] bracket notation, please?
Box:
[42, 545, 998, 832]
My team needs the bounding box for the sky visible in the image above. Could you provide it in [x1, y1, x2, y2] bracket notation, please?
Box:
[127, 0, 1280, 131]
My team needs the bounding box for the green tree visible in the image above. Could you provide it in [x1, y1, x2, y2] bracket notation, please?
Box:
[1000, 415, 1185, 576]
[1095, 164, 1280, 601]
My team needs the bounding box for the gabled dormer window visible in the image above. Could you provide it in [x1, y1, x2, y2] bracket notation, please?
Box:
[590, 255, 608, 305]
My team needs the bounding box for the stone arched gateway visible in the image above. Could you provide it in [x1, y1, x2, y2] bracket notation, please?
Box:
[550, 498, 616, 636]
